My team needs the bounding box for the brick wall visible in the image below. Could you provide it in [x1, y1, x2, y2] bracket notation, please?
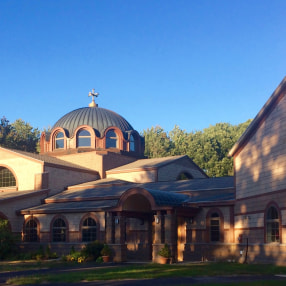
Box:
[45, 165, 98, 194]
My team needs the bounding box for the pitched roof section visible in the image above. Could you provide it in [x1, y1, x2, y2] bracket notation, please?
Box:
[107, 155, 207, 176]
[229, 76, 286, 157]
[19, 200, 118, 214]
[140, 176, 234, 192]
[0, 147, 97, 173]
[107, 155, 185, 171]
[19, 176, 234, 213]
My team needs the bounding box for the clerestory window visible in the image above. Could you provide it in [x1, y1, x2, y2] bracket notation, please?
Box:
[77, 129, 91, 147]
[55, 132, 64, 149]
[106, 130, 118, 148]
[130, 134, 135, 152]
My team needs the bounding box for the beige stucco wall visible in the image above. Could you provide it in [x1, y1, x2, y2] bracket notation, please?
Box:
[55, 151, 103, 176]
[235, 95, 286, 200]
[0, 149, 43, 191]
[55, 151, 137, 179]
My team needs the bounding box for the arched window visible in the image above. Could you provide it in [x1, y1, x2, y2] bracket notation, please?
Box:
[177, 172, 193, 180]
[52, 218, 67, 242]
[0, 167, 16, 188]
[77, 129, 91, 147]
[82, 217, 97, 242]
[210, 213, 220, 242]
[24, 219, 38, 242]
[266, 206, 280, 243]
[106, 130, 118, 148]
[130, 134, 136, 152]
[55, 132, 64, 149]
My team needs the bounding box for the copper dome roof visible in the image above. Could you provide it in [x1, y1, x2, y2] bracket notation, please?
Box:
[52, 107, 134, 137]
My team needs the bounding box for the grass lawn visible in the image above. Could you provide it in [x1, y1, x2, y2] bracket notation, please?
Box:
[2, 261, 286, 285]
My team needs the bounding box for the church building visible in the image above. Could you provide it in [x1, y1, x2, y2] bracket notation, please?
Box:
[1, 78, 286, 264]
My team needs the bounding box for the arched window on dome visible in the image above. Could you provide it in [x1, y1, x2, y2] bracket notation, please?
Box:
[130, 134, 136, 152]
[106, 130, 118, 148]
[55, 132, 64, 149]
[0, 167, 16, 188]
[77, 129, 91, 147]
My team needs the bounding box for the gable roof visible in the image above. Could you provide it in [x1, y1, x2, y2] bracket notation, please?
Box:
[229, 76, 286, 157]
[107, 155, 186, 171]
[106, 155, 207, 177]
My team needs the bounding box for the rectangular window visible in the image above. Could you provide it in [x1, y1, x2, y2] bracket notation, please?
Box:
[210, 219, 220, 242]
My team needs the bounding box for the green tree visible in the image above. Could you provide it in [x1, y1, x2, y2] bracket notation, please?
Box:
[0, 219, 18, 259]
[0, 117, 40, 153]
[143, 126, 173, 158]
[142, 119, 252, 177]
[169, 125, 189, 155]
[0, 117, 11, 147]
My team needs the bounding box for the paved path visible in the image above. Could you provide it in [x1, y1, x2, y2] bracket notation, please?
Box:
[1, 263, 286, 285]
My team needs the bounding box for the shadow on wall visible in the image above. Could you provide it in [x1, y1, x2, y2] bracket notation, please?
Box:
[234, 95, 286, 264]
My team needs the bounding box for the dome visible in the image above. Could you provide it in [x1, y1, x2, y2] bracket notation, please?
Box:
[52, 106, 134, 137]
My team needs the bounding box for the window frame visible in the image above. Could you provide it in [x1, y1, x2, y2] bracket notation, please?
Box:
[55, 131, 65, 149]
[210, 213, 220, 242]
[52, 217, 67, 242]
[81, 217, 97, 242]
[130, 134, 136, 152]
[266, 205, 281, 243]
[24, 218, 39, 242]
[77, 129, 91, 148]
[106, 129, 118, 148]
[0, 166, 16, 188]
[206, 209, 224, 243]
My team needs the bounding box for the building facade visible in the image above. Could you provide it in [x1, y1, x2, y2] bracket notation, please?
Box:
[1, 79, 286, 264]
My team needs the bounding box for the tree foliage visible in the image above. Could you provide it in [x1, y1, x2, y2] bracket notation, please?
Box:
[0, 117, 40, 153]
[0, 219, 18, 259]
[143, 119, 252, 177]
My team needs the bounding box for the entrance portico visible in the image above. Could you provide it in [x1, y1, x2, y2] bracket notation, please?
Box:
[106, 187, 199, 262]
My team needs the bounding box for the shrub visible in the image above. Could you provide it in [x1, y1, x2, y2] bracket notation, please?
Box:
[81, 240, 104, 261]
[158, 244, 171, 258]
[96, 256, 103, 263]
[100, 244, 112, 256]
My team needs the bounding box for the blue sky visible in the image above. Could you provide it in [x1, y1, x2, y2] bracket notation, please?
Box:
[1, 0, 286, 134]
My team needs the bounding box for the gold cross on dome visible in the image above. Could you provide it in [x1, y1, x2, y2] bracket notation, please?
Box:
[88, 89, 99, 107]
